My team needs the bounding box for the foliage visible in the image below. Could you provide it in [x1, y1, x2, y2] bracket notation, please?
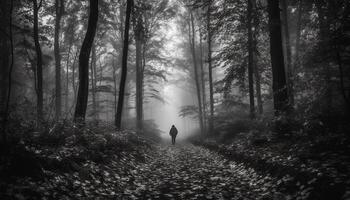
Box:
[193, 131, 350, 200]
[179, 105, 199, 119]
[0, 119, 152, 199]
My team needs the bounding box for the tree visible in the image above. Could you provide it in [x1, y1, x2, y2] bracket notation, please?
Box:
[250, 0, 263, 115]
[133, 4, 144, 131]
[0, 0, 14, 142]
[32, 0, 44, 122]
[247, 0, 256, 119]
[281, 0, 294, 107]
[74, 0, 99, 123]
[267, 0, 289, 115]
[189, 11, 204, 134]
[55, 0, 64, 120]
[293, 0, 303, 72]
[0, 1, 11, 125]
[206, 0, 214, 134]
[199, 33, 206, 133]
[115, 0, 133, 129]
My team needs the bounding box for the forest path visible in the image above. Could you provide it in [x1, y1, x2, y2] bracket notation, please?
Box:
[123, 142, 285, 200]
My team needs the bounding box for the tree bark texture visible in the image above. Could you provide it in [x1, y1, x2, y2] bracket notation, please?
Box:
[207, 1, 214, 134]
[281, 0, 294, 107]
[199, 34, 206, 133]
[267, 0, 289, 115]
[0, 0, 14, 143]
[247, 0, 256, 119]
[115, 0, 133, 129]
[190, 12, 204, 134]
[74, 0, 99, 123]
[0, 0, 11, 124]
[135, 15, 143, 132]
[55, 0, 64, 120]
[33, 0, 44, 122]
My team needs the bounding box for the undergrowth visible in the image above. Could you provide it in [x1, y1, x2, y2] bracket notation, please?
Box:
[0, 119, 154, 199]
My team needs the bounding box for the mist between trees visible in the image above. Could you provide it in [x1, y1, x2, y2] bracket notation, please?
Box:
[0, 0, 349, 199]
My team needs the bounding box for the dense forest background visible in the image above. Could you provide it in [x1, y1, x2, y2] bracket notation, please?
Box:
[0, 0, 349, 199]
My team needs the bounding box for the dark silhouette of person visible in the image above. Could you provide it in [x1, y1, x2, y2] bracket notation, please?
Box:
[169, 125, 178, 145]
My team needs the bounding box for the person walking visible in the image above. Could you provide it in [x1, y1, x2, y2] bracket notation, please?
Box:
[169, 125, 178, 145]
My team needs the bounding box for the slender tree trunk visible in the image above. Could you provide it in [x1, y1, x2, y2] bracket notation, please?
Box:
[247, 0, 256, 119]
[135, 18, 143, 132]
[119, 2, 130, 122]
[267, 0, 289, 115]
[0, 0, 13, 143]
[199, 33, 206, 133]
[254, 60, 263, 114]
[251, 0, 263, 115]
[115, 0, 133, 129]
[33, 0, 44, 122]
[54, 0, 64, 120]
[189, 12, 204, 134]
[141, 42, 146, 120]
[74, 0, 98, 124]
[112, 58, 118, 117]
[294, 0, 302, 71]
[207, 1, 214, 134]
[0, 1, 10, 126]
[281, 0, 294, 107]
[72, 48, 78, 105]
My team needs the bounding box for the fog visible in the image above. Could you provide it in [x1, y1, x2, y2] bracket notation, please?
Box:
[145, 84, 199, 140]
[143, 11, 202, 140]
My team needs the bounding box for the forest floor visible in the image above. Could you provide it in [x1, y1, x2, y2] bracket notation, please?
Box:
[0, 135, 290, 200]
[192, 133, 350, 200]
[1, 127, 349, 199]
[122, 142, 288, 200]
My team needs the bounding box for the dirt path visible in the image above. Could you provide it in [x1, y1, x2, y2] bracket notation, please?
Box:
[122, 143, 286, 200]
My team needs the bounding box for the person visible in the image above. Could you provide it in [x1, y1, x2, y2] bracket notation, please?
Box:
[169, 125, 178, 145]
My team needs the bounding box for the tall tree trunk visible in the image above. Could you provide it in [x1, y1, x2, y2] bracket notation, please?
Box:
[0, 1, 10, 124]
[251, 0, 263, 115]
[141, 41, 146, 120]
[267, 0, 289, 115]
[72, 48, 78, 107]
[294, 0, 302, 72]
[115, 0, 133, 129]
[135, 18, 143, 132]
[112, 58, 118, 117]
[207, 1, 214, 134]
[254, 60, 263, 114]
[33, 0, 44, 122]
[189, 12, 204, 134]
[281, 0, 294, 107]
[74, 0, 98, 124]
[119, 2, 130, 122]
[199, 33, 206, 134]
[247, 0, 256, 119]
[0, 0, 13, 143]
[54, 0, 64, 120]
